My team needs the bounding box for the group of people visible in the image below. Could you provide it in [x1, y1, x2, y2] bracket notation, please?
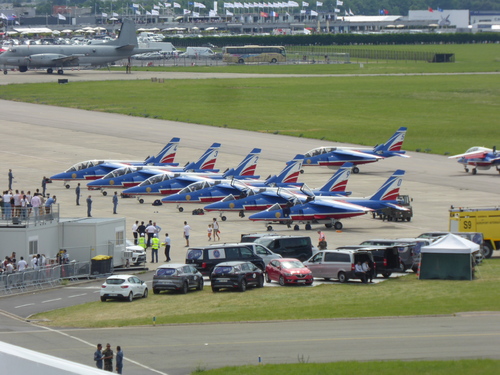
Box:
[94, 343, 123, 373]
[132, 220, 170, 263]
[76, 184, 119, 218]
[1, 252, 50, 274]
[1, 189, 56, 220]
[355, 260, 375, 283]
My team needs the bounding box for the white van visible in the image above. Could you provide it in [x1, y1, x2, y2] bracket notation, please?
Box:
[182, 47, 215, 58]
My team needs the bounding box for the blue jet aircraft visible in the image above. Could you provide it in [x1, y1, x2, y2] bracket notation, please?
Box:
[86, 142, 227, 194]
[448, 146, 500, 175]
[301, 127, 409, 173]
[160, 155, 306, 211]
[203, 163, 354, 219]
[248, 169, 408, 231]
[50, 137, 181, 188]
[122, 148, 262, 201]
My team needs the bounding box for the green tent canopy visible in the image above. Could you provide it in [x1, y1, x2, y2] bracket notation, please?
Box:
[419, 233, 479, 281]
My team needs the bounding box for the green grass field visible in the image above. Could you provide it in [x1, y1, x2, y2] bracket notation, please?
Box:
[33, 259, 500, 328]
[1, 74, 498, 155]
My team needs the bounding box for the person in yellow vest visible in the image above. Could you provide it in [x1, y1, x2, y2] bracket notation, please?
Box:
[151, 234, 160, 263]
[138, 233, 147, 251]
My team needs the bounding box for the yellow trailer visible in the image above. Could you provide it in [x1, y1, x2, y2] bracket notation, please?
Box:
[449, 207, 500, 258]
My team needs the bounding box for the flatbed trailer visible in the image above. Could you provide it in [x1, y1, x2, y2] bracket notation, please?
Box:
[449, 206, 500, 258]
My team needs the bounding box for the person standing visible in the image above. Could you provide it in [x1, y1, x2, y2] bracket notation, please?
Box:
[45, 195, 56, 214]
[30, 193, 41, 219]
[132, 220, 139, 244]
[138, 233, 147, 250]
[317, 230, 327, 250]
[75, 183, 81, 205]
[112, 191, 118, 214]
[94, 343, 103, 369]
[183, 221, 191, 247]
[102, 343, 113, 372]
[164, 233, 171, 262]
[86, 195, 92, 217]
[145, 222, 156, 248]
[207, 224, 212, 241]
[212, 218, 220, 241]
[151, 234, 160, 263]
[8, 169, 13, 190]
[41, 176, 47, 197]
[2, 190, 12, 219]
[17, 256, 28, 271]
[115, 346, 124, 374]
[137, 221, 146, 238]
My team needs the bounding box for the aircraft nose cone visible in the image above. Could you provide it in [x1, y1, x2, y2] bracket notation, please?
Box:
[87, 180, 101, 186]
[50, 172, 70, 180]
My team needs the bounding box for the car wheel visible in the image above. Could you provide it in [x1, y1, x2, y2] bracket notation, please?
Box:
[211, 286, 219, 292]
[265, 273, 271, 283]
[279, 276, 285, 286]
[181, 281, 189, 294]
[257, 274, 264, 288]
[153, 289, 160, 295]
[382, 272, 392, 278]
[100, 296, 106, 302]
[271, 58, 277, 63]
[127, 292, 133, 302]
[142, 288, 148, 298]
[483, 243, 494, 259]
[197, 278, 204, 291]
[238, 279, 247, 292]
[338, 272, 347, 283]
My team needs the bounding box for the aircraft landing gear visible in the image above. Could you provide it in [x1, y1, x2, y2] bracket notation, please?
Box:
[101, 191, 107, 196]
[352, 166, 360, 174]
[472, 168, 477, 175]
[238, 210, 245, 218]
[65, 184, 70, 189]
[57, 69, 64, 75]
[47, 68, 53, 74]
[177, 205, 184, 212]
[464, 168, 469, 173]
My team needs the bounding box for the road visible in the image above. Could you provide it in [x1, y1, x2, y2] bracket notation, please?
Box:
[0, 71, 499, 374]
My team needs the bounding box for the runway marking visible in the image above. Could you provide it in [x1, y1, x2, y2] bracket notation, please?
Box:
[14, 303, 35, 309]
[66, 286, 101, 289]
[68, 294, 87, 298]
[41, 298, 62, 304]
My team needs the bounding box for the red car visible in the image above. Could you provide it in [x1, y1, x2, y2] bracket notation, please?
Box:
[265, 258, 313, 286]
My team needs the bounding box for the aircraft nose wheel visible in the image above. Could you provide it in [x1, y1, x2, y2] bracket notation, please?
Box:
[3, 70, 7, 75]
[65, 184, 70, 189]
[352, 166, 360, 174]
[138, 198, 144, 204]
[102, 191, 107, 196]
[221, 216, 226, 221]
[178, 207, 184, 212]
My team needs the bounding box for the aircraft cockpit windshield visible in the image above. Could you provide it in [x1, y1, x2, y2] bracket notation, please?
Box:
[300, 184, 314, 197]
[267, 203, 281, 212]
[220, 194, 236, 202]
[64, 160, 105, 173]
[103, 167, 134, 179]
[304, 147, 337, 158]
[140, 173, 170, 186]
[179, 180, 212, 194]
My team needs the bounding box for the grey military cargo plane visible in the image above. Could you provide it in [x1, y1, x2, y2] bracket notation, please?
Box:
[0, 19, 157, 75]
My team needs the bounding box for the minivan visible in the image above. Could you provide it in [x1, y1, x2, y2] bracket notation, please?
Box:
[185, 243, 274, 276]
[336, 245, 401, 278]
[304, 249, 375, 283]
[243, 235, 317, 262]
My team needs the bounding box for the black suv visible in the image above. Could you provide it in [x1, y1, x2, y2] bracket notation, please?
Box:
[185, 243, 266, 276]
[211, 261, 265, 292]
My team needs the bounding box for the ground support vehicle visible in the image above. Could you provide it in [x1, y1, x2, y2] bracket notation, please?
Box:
[372, 195, 413, 222]
[449, 206, 500, 258]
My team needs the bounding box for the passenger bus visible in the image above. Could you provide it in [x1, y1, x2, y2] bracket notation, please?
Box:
[222, 45, 286, 64]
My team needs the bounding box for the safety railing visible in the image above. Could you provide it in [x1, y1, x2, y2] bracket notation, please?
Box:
[1, 261, 91, 296]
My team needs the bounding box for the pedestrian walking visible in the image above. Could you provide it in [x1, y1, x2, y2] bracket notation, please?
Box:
[75, 183, 81, 205]
[112, 191, 118, 214]
[164, 233, 171, 262]
[212, 218, 220, 241]
[151, 234, 160, 263]
[86, 195, 92, 217]
[8, 169, 13, 190]
[94, 343, 103, 369]
[115, 346, 124, 374]
[41, 176, 47, 197]
[102, 343, 113, 372]
[183, 221, 191, 247]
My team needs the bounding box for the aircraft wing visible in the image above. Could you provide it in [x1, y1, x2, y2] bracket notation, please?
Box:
[48, 54, 83, 64]
[448, 151, 490, 160]
[329, 149, 383, 161]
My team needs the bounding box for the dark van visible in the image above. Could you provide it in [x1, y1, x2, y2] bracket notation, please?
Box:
[243, 235, 317, 262]
[336, 245, 401, 278]
[185, 243, 266, 276]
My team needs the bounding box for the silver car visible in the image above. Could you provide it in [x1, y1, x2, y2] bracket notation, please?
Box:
[153, 263, 204, 294]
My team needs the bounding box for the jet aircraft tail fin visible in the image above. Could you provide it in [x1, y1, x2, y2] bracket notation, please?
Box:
[266, 155, 304, 185]
[318, 162, 352, 193]
[144, 137, 180, 165]
[107, 19, 138, 47]
[373, 127, 407, 155]
[183, 143, 221, 172]
[369, 170, 405, 201]
[223, 148, 261, 179]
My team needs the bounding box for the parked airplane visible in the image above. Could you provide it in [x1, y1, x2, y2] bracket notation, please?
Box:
[50, 137, 182, 188]
[301, 127, 409, 173]
[203, 162, 354, 218]
[248, 169, 408, 230]
[160, 155, 305, 210]
[448, 146, 500, 175]
[88, 147, 260, 196]
[0, 19, 158, 75]
[122, 148, 263, 201]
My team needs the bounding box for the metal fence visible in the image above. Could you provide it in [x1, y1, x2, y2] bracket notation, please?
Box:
[0, 204, 60, 228]
[0, 261, 91, 296]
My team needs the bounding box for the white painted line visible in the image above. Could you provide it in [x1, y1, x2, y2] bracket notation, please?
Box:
[68, 294, 87, 298]
[14, 303, 35, 309]
[41, 298, 62, 304]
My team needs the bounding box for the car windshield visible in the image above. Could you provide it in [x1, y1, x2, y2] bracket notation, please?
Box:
[156, 268, 177, 276]
[106, 278, 125, 285]
[281, 260, 304, 269]
[213, 266, 236, 274]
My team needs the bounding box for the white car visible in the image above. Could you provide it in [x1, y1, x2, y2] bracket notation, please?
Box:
[126, 240, 146, 266]
[100, 274, 148, 302]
